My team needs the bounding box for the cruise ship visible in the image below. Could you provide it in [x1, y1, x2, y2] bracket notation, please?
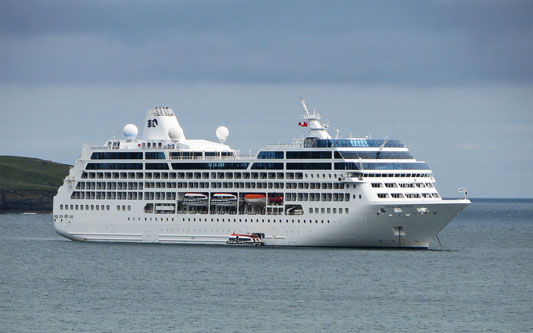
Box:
[53, 99, 470, 248]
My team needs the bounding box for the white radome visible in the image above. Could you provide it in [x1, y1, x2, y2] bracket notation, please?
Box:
[216, 126, 229, 142]
[168, 126, 185, 141]
[123, 124, 138, 139]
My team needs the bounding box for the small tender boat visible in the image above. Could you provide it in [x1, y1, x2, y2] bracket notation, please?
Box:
[211, 193, 237, 206]
[227, 233, 264, 246]
[244, 193, 266, 205]
[183, 193, 208, 206]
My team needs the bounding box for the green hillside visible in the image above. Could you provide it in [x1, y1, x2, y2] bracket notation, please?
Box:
[0, 156, 71, 212]
[0, 156, 70, 191]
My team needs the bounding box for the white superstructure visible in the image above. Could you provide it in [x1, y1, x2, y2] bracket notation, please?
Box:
[53, 101, 470, 248]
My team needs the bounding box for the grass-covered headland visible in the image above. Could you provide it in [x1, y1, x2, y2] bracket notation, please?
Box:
[0, 156, 70, 213]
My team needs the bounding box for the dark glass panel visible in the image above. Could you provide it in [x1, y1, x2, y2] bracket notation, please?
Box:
[313, 139, 404, 148]
[171, 162, 249, 170]
[251, 163, 284, 170]
[334, 162, 429, 170]
[86, 163, 143, 170]
[145, 163, 169, 170]
[286, 151, 332, 159]
[170, 152, 203, 158]
[286, 163, 331, 170]
[334, 151, 413, 159]
[145, 152, 166, 159]
[257, 151, 284, 159]
[90, 152, 143, 159]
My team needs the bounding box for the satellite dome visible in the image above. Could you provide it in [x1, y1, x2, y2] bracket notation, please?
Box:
[168, 125, 185, 141]
[216, 126, 229, 143]
[123, 124, 138, 139]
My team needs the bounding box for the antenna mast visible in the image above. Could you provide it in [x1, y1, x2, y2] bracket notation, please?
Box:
[299, 98, 311, 117]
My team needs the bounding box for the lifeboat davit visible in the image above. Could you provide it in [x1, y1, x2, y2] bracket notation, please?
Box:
[244, 193, 267, 205]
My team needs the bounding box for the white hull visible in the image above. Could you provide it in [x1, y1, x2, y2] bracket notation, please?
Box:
[54, 199, 469, 248]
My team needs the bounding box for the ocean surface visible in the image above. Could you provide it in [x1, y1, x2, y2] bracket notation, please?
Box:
[1, 199, 532, 332]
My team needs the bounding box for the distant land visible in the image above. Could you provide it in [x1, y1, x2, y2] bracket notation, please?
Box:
[0, 156, 70, 213]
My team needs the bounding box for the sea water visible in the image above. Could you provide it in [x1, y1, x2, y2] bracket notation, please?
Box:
[1, 199, 532, 332]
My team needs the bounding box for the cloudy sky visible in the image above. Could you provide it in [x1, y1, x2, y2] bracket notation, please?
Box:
[1, 0, 532, 198]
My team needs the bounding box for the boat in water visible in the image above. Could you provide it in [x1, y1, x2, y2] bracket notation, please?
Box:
[227, 233, 264, 246]
[53, 99, 470, 248]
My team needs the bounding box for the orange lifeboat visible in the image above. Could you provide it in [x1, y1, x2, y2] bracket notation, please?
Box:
[244, 193, 267, 205]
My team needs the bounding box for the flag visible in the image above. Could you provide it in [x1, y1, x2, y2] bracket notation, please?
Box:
[299, 122, 308, 127]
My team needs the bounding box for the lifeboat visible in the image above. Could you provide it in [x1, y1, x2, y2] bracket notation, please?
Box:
[211, 193, 237, 206]
[244, 193, 266, 205]
[183, 193, 208, 206]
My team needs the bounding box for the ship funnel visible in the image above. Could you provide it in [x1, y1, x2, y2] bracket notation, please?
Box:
[142, 107, 186, 141]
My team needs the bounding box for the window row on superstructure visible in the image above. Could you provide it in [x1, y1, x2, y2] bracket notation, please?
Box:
[79, 170, 433, 184]
[170, 152, 235, 159]
[348, 172, 432, 178]
[56, 203, 353, 218]
[70, 190, 353, 201]
[334, 151, 413, 159]
[378, 193, 440, 199]
[305, 138, 405, 148]
[85, 161, 430, 171]
[91, 149, 414, 161]
[76, 180, 350, 191]
[91, 151, 238, 160]
[80, 171, 309, 180]
[372, 182, 434, 188]
[335, 162, 429, 170]
[58, 204, 129, 211]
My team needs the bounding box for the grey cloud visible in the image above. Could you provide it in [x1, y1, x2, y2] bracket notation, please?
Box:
[1, 0, 532, 85]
